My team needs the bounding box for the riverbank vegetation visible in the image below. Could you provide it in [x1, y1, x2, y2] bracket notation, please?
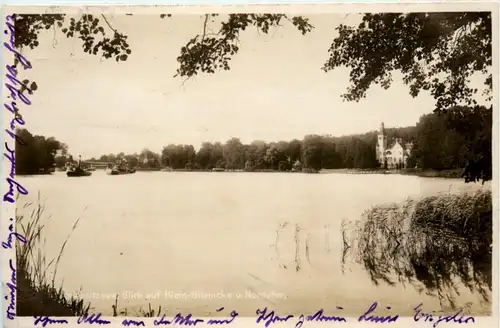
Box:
[19, 105, 491, 183]
[16, 188, 492, 316]
[11, 12, 492, 316]
[16, 194, 88, 316]
[15, 195, 166, 317]
[342, 189, 492, 310]
[14, 129, 68, 175]
[322, 168, 465, 179]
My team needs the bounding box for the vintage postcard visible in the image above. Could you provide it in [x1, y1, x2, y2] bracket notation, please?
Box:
[1, 3, 498, 328]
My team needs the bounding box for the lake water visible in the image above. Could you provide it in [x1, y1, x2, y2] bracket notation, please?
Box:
[17, 171, 491, 316]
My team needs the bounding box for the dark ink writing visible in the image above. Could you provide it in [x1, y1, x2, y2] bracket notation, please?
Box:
[77, 313, 111, 325]
[2, 218, 27, 249]
[4, 17, 32, 70]
[358, 302, 399, 324]
[4, 259, 16, 319]
[207, 307, 238, 325]
[154, 312, 205, 326]
[256, 308, 294, 328]
[307, 308, 346, 323]
[295, 314, 305, 328]
[3, 14, 30, 205]
[413, 303, 475, 328]
[122, 319, 145, 326]
[33, 316, 69, 327]
[173, 313, 205, 326]
[3, 14, 30, 322]
[3, 175, 29, 203]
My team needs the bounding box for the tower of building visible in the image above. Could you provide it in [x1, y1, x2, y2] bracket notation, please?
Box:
[377, 122, 387, 156]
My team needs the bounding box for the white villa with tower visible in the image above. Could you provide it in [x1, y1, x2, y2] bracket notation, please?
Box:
[375, 122, 413, 169]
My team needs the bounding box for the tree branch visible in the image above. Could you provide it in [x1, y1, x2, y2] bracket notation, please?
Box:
[201, 14, 209, 42]
[101, 14, 117, 33]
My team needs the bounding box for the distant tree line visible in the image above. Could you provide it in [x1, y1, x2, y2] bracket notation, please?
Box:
[88, 149, 160, 169]
[90, 129, 415, 172]
[87, 107, 492, 182]
[15, 128, 67, 174]
[407, 106, 492, 183]
[15, 105, 491, 183]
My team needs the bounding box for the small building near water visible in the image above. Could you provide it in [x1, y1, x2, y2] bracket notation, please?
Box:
[375, 122, 413, 169]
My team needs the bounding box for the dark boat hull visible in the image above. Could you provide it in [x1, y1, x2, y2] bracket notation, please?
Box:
[67, 171, 92, 177]
[108, 169, 135, 175]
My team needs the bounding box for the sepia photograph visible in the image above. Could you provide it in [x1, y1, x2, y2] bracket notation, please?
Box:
[2, 4, 496, 323]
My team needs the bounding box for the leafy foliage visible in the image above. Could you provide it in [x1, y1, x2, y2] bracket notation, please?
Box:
[11, 13, 492, 183]
[11, 13, 312, 78]
[445, 106, 492, 183]
[323, 13, 492, 112]
[15, 129, 66, 174]
[14, 13, 137, 61]
[409, 106, 492, 183]
[11, 13, 134, 97]
[175, 14, 313, 77]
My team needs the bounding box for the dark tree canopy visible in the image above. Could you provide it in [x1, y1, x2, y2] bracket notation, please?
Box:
[11, 12, 491, 111]
[323, 12, 492, 113]
[174, 14, 313, 77]
[10, 13, 312, 77]
[9, 12, 493, 183]
[15, 129, 66, 174]
[14, 13, 133, 62]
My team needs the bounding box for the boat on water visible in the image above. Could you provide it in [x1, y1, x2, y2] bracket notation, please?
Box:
[106, 158, 136, 175]
[67, 156, 92, 177]
[67, 167, 92, 177]
[107, 166, 136, 175]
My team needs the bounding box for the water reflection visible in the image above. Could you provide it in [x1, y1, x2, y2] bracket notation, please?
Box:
[17, 172, 491, 315]
[342, 189, 492, 310]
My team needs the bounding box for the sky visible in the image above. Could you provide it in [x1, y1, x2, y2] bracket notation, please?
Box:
[11, 12, 490, 158]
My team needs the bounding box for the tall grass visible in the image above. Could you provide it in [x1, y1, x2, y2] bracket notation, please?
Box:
[15, 193, 165, 317]
[16, 192, 90, 316]
[342, 189, 492, 310]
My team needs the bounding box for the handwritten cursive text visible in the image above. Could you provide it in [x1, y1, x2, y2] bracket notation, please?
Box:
[413, 303, 475, 328]
[3, 13, 30, 204]
[2, 217, 27, 249]
[358, 302, 399, 324]
[34, 316, 69, 327]
[256, 308, 294, 328]
[78, 313, 111, 325]
[207, 307, 239, 325]
[4, 259, 17, 319]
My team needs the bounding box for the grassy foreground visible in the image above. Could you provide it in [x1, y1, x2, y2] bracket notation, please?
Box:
[16, 194, 89, 316]
[15, 194, 163, 317]
[16, 189, 492, 316]
[342, 188, 492, 310]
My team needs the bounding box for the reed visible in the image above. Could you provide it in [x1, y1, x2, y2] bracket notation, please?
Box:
[342, 189, 492, 310]
[16, 192, 90, 316]
[16, 193, 166, 317]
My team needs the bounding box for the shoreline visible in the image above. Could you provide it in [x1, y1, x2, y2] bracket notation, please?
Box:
[19, 168, 464, 179]
[319, 168, 464, 179]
